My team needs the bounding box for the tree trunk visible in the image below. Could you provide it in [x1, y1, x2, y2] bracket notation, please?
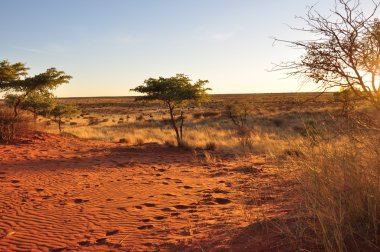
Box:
[58, 120, 62, 133]
[168, 103, 181, 146]
[13, 103, 19, 118]
[179, 111, 184, 141]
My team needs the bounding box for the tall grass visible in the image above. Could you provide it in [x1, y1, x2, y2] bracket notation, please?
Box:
[43, 119, 300, 155]
[295, 132, 380, 251]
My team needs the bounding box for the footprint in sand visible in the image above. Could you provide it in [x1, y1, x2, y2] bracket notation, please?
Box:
[116, 207, 127, 211]
[74, 199, 89, 204]
[78, 240, 91, 246]
[143, 203, 156, 207]
[11, 180, 20, 183]
[96, 238, 108, 245]
[106, 230, 119, 236]
[161, 207, 173, 212]
[36, 188, 44, 192]
[163, 193, 176, 197]
[215, 198, 231, 204]
[171, 212, 181, 216]
[154, 216, 166, 220]
[50, 247, 68, 252]
[173, 205, 195, 210]
[183, 186, 193, 189]
[137, 225, 154, 230]
[141, 219, 150, 223]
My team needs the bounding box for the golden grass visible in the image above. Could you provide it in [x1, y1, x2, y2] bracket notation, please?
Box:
[288, 132, 380, 251]
[35, 93, 380, 250]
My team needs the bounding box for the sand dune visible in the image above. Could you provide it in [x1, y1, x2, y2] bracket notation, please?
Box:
[0, 132, 291, 251]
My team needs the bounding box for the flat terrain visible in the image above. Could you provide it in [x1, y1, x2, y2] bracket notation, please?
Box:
[0, 132, 293, 251]
[0, 93, 342, 251]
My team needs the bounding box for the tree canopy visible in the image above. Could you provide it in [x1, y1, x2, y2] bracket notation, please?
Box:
[10, 68, 71, 95]
[0, 60, 28, 90]
[0, 60, 71, 118]
[131, 74, 210, 146]
[131, 74, 210, 106]
[274, 0, 380, 109]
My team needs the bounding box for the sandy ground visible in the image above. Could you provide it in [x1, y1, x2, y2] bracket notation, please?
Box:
[0, 133, 293, 251]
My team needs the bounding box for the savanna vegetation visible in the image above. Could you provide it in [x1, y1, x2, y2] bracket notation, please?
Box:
[1, 0, 379, 251]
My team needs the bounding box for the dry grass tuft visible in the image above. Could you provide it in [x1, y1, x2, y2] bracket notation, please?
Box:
[0, 108, 33, 143]
[291, 132, 380, 251]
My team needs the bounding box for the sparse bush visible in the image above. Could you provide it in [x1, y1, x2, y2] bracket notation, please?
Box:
[135, 138, 144, 145]
[164, 140, 176, 147]
[202, 111, 219, 118]
[225, 102, 252, 129]
[136, 115, 144, 121]
[119, 138, 130, 144]
[193, 113, 203, 119]
[205, 142, 217, 151]
[0, 108, 32, 143]
[88, 117, 100, 125]
[202, 151, 217, 164]
[271, 118, 284, 127]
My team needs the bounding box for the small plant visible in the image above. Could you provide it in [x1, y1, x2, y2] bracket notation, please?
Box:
[225, 102, 252, 129]
[203, 151, 217, 164]
[202, 111, 219, 118]
[135, 138, 144, 145]
[119, 138, 130, 144]
[136, 115, 144, 121]
[205, 142, 217, 151]
[193, 113, 203, 119]
[88, 117, 100, 125]
[271, 118, 284, 127]
[164, 140, 176, 147]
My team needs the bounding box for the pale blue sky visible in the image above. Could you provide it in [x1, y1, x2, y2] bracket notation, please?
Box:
[0, 0, 375, 97]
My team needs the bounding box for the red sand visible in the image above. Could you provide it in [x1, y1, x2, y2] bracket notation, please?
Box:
[0, 133, 292, 251]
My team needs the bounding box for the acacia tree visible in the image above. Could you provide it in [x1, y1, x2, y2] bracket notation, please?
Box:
[274, 0, 380, 109]
[51, 104, 79, 133]
[0, 60, 71, 139]
[131, 74, 210, 146]
[8, 68, 71, 118]
[0, 60, 28, 89]
[5, 91, 56, 123]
